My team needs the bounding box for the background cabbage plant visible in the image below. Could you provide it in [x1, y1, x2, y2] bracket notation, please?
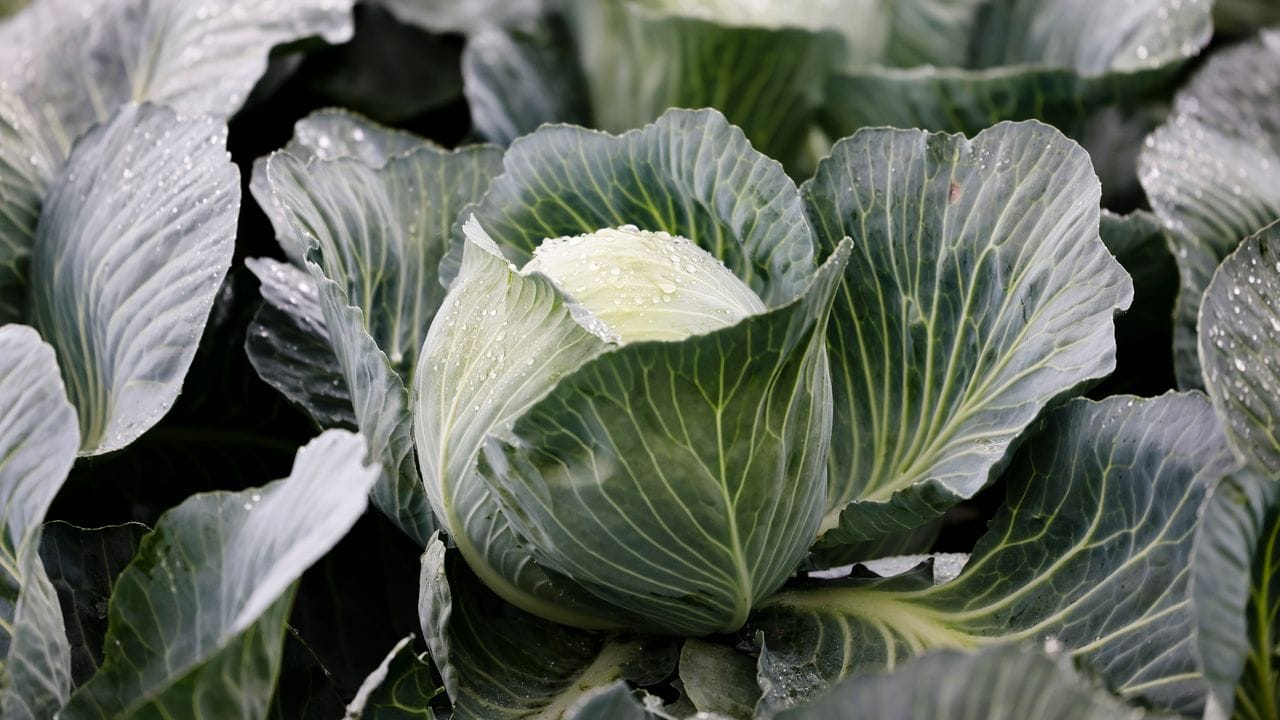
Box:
[2, 0, 1280, 718]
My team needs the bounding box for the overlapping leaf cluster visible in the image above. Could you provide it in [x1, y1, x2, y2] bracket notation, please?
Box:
[2, 1, 1280, 719]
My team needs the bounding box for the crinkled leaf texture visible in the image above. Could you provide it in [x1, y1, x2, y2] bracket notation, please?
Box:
[808, 121, 1132, 545]
[418, 535, 676, 720]
[418, 108, 847, 634]
[255, 112, 503, 544]
[776, 644, 1169, 719]
[750, 393, 1233, 716]
[440, 108, 817, 299]
[0, 325, 78, 720]
[821, 0, 1211, 138]
[61, 430, 379, 719]
[27, 103, 239, 455]
[1140, 31, 1280, 390]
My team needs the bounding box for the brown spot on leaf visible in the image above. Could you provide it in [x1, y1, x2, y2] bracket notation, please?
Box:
[948, 181, 962, 204]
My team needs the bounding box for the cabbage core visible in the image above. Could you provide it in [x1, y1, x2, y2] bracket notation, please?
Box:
[522, 225, 765, 344]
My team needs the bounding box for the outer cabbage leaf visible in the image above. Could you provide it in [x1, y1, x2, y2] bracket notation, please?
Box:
[776, 644, 1171, 720]
[678, 639, 760, 717]
[246, 111, 435, 429]
[822, 0, 1211, 139]
[0, 325, 78, 720]
[1199, 222, 1280, 475]
[0, 89, 57, 324]
[28, 103, 238, 455]
[462, 19, 590, 146]
[1140, 32, 1280, 390]
[249, 109, 436, 264]
[0, 0, 354, 154]
[1228, 489, 1280, 720]
[1194, 225, 1280, 720]
[39, 522, 148, 688]
[562, 0, 845, 170]
[807, 121, 1132, 544]
[342, 636, 440, 720]
[750, 393, 1233, 716]
[0, 0, 349, 340]
[246, 258, 355, 429]
[1193, 471, 1279, 720]
[261, 140, 503, 544]
[415, 223, 625, 629]
[418, 535, 676, 720]
[61, 430, 380, 719]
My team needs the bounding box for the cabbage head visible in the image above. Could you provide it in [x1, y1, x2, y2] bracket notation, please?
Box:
[413, 108, 849, 635]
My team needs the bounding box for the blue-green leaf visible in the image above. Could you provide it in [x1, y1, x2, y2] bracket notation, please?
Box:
[0, 88, 57, 325]
[821, 0, 1211, 139]
[259, 136, 503, 543]
[751, 393, 1233, 716]
[421, 108, 832, 633]
[418, 535, 676, 720]
[1195, 222, 1280, 720]
[246, 111, 436, 429]
[482, 240, 847, 634]
[462, 19, 590, 146]
[561, 0, 844, 171]
[0, 0, 354, 154]
[776, 644, 1171, 720]
[807, 121, 1132, 544]
[343, 636, 440, 720]
[1199, 223, 1280, 475]
[0, 325, 78, 720]
[28, 103, 238, 455]
[1192, 471, 1278, 720]
[1140, 31, 1280, 390]
[38, 522, 148, 688]
[62, 430, 380, 719]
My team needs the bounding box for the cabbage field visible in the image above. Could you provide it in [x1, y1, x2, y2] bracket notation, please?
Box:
[2, 0, 1280, 718]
